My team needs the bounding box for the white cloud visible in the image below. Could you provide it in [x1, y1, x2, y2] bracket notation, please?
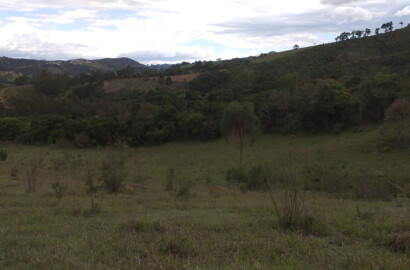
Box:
[321, 0, 366, 5]
[0, 0, 151, 11]
[332, 6, 374, 21]
[39, 9, 100, 24]
[395, 6, 410, 16]
[0, 0, 408, 63]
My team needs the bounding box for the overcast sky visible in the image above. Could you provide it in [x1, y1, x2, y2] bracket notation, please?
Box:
[0, 0, 409, 64]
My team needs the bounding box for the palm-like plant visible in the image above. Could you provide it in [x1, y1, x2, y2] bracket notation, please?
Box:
[220, 102, 261, 167]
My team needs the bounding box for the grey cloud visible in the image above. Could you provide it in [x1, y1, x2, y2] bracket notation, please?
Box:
[214, 12, 355, 37]
[0, 49, 67, 61]
[213, 2, 405, 39]
[321, 0, 366, 5]
[0, 0, 151, 11]
[0, 49, 207, 64]
[0, 40, 93, 61]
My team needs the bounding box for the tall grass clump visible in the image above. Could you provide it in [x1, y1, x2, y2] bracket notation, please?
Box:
[165, 168, 175, 191]
[23, 156, 43, 193]
[0, 149, 7, 161]
[84, 158, 100, 213]
[51, 181, 67, 202]
[225, 164, 271, 191]
[99, 154, 126, 194]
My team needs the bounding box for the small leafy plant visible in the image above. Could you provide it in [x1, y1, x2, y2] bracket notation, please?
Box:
[51, 181, 67, 201]
[99, 155, 126, 194]
[0, 149, 7, 161]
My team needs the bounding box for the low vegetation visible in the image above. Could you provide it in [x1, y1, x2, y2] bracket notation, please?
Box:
[0, 126, 409, 268]
[0, 23, 409, 269]
[0, 27, 409, 148]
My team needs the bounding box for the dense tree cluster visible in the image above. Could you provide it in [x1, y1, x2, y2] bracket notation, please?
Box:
[0, 25, 409, 147]
[336, 21, 394, 42]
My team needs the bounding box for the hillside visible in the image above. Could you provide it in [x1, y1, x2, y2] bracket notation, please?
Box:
[251, 47, 309, 63]
[0, 23, 409, 270]
[0, 57, 146, 76]
[250, 26, 410, 79]
[0, 25, 409, 147]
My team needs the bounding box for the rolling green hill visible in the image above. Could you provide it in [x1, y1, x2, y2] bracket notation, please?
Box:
[0, 25, 409, 147]
[251, 47, 309, 63]
[0, 57, 146, 76]
[0, 24, 409, 270]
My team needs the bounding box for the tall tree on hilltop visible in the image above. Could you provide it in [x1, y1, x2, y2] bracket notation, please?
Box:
[388, 21, 393, 32]
[355, 30, 364, 38]
[381, 21, 393, 33]
[375, 28, 380, 35]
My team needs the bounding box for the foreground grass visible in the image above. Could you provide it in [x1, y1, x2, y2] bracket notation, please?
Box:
[0, 126, 409, 269]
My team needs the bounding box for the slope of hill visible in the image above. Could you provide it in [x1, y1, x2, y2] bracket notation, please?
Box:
[251, 47, 309, 63]
[1, 25, 409, 147]
[250, 26, 410, 79]
[0, 57, 147, 76]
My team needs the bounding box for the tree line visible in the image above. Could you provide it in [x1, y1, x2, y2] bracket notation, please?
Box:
[1, 25, 409, 147]
[335, 21, 395, 42]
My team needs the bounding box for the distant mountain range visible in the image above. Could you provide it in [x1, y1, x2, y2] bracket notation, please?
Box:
[0, 57, 155, 76]
[0, 55, 257, 78]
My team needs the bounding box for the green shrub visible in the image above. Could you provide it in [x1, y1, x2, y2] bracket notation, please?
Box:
[0, 150, 7, 161]
[246, 165, 267, 191]
[165, 168, 175, 191]
[225, 167, 247, 187]
[85, 164, 98, 209]
[177, 185, 190, 198]
[239, 183, 248, 193]
[225, 165, 270, 191]
[10, 162, 18, 177]
[23, 156, 42, 193]
[99, 155, 126, 193]
[276, 190, 315, 235]
[82, 204, 101, 217]
[51, 181, 67, 201]
[74, 133, 90, 148]
[204, 170, 216, 194]
[0, 118, 28, 142]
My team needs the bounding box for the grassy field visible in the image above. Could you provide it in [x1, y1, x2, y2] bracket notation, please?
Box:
[0, 85, 34, 98]
[0, 125, 409, 269]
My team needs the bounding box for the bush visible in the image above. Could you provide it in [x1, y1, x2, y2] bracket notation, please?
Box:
[0, 150, 7, 161]
[34, 71, 69, 96]
[177, 184, 190, 198]
[74, 133, 90, 148]
[10, 161, 18, 177]
[24, 156, 43, 193]
[99, 155, 126, 193]
[165, 168, 175, 191]
[225, 165, 270, 191]
[0, 118, 28, 142]
[275, 189, 315, 235]
[225, 167, 247, 187]
[51, 181, 67, 201]
[15, 74, 31, 85]
[247, 165, 267, 191]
